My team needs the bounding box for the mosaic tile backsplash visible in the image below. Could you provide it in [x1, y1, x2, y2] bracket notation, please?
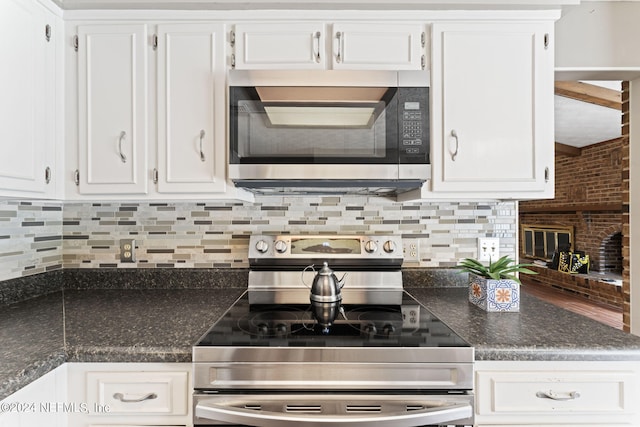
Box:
[1, 197, 516, 282]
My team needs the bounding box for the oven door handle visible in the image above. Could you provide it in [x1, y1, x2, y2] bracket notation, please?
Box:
[196, 398, 472, 427]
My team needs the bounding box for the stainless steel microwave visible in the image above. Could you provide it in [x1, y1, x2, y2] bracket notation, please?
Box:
[228, 70, 430, 196]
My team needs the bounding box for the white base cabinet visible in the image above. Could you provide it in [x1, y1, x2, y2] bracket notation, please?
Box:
[67, 363, 191, 427]
[475, 360, 640, 426]
[1, 363, 191, 427]
[0, 365, 67, 427]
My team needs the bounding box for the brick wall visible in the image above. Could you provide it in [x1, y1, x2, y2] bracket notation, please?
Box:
[519, 137, 623, 271]
[521, 265, 623, 308]
[520, 82, 630, 331]
[622, 81, 631, 332]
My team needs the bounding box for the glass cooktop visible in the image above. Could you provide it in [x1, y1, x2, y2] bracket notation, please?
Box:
[196, 291, 469, 348]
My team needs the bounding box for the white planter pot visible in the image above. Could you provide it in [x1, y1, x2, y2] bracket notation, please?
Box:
[468, 273, 520, 312]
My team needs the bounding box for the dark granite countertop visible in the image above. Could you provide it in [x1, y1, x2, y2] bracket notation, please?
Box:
[3, 269, 640, 401]
[405, 287, 640, 362]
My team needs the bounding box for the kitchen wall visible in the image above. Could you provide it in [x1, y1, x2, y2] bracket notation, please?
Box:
[1, 197, 517, 283]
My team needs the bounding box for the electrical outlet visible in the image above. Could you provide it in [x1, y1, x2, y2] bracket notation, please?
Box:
[402, 239, 420, 262]
[120, 239, 136, 263]
[478, 237, 499, 262]
[401, 305, 420, 328]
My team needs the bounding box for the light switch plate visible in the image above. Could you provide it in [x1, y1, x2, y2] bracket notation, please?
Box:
[478, 237, 499, 262]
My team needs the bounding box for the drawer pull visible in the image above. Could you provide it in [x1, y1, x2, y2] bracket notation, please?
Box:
[536, 390, 581, 401]
[113, 392, 158, 403]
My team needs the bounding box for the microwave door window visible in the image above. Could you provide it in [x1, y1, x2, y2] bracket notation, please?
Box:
[235, 101, 390, 161]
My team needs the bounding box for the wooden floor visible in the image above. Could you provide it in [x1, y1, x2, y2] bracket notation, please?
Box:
[522, 284, 624, 330]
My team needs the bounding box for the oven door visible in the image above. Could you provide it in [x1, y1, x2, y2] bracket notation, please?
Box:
[194, 393, 473, 427]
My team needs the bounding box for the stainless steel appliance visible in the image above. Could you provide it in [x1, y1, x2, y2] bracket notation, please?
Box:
[228, 71, 430, 196]
[193, 234, 474, 427]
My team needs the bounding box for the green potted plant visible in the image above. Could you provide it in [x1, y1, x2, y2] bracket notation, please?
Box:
[457, 255, 537, 312]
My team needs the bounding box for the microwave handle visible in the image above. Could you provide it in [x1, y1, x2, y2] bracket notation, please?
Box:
[196, 399, 472, 427]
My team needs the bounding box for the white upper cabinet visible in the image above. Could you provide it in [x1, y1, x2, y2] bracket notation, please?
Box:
[430, 21, 554, 198]
[233, 22, 425, 70]
[156, 24, 226, 194]
[233, 22, 325, 70]
[0, 0, 58, 197]
[76, 24, 148, 195]
[332, 23, 425, 70]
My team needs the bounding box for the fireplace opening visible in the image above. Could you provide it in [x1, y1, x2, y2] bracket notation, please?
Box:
[599, 232, 623, 275]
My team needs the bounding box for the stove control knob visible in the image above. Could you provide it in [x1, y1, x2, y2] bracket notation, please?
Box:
[364, 240, 378, 253]
[274, 240, 288, 253]
[255, 240, 269, 253]
[383, 240, 397, 253]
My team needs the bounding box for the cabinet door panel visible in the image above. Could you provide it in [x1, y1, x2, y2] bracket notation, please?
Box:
[77, 24, 148, 194]
[431, 22, 554, 195]
[234, 22, 324, 70]
[332, 23, 424, 70]
[0, 0, 46, 194]
[157, 24, 225, 193]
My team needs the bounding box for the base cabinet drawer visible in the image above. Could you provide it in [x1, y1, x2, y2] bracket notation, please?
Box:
[475, 361, 640, 425]
[86, 371, 188, 416]
[67, 363, 191, 427]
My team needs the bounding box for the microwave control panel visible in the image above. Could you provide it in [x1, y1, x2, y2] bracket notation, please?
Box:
[398, 87, 429, 164]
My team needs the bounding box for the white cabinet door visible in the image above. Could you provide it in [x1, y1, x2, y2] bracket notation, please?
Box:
[233, 22, 425, 71]
[332, 23, 425, 70]
[77, 24, 148, 194]
[156, 24, 226, 193]
[233, 22, 325, 70]
[0, 0, 55, 196]
[431, 22, 554, 197]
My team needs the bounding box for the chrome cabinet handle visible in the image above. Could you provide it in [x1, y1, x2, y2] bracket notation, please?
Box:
[536, 390, 580, 401]
[335, 31, 342, 63]
[450, 129, 459, 161]
[199, 129, 206, 162]
[314, 31, 321, 63]
[113, 392, 157, 403]
[118, 131, 127, 163]
[45, 166, 51, 184]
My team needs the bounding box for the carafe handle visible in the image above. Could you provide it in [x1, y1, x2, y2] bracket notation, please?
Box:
[301, 264, 316, 289]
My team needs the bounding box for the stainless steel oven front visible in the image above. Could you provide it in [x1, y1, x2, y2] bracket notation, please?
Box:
[193, 344, 474, 426]
[193, 234, 474, 427]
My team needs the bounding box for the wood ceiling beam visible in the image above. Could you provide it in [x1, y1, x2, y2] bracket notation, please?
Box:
[555, 142, 582, 157]
[554, 81, 622, 110]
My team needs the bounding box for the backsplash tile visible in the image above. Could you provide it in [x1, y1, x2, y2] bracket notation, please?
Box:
[0, 200, 64, 282]
[1, 197, 516, 282]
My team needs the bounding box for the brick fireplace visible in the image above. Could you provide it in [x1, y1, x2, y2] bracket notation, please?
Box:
[519, 98, 625, 311]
